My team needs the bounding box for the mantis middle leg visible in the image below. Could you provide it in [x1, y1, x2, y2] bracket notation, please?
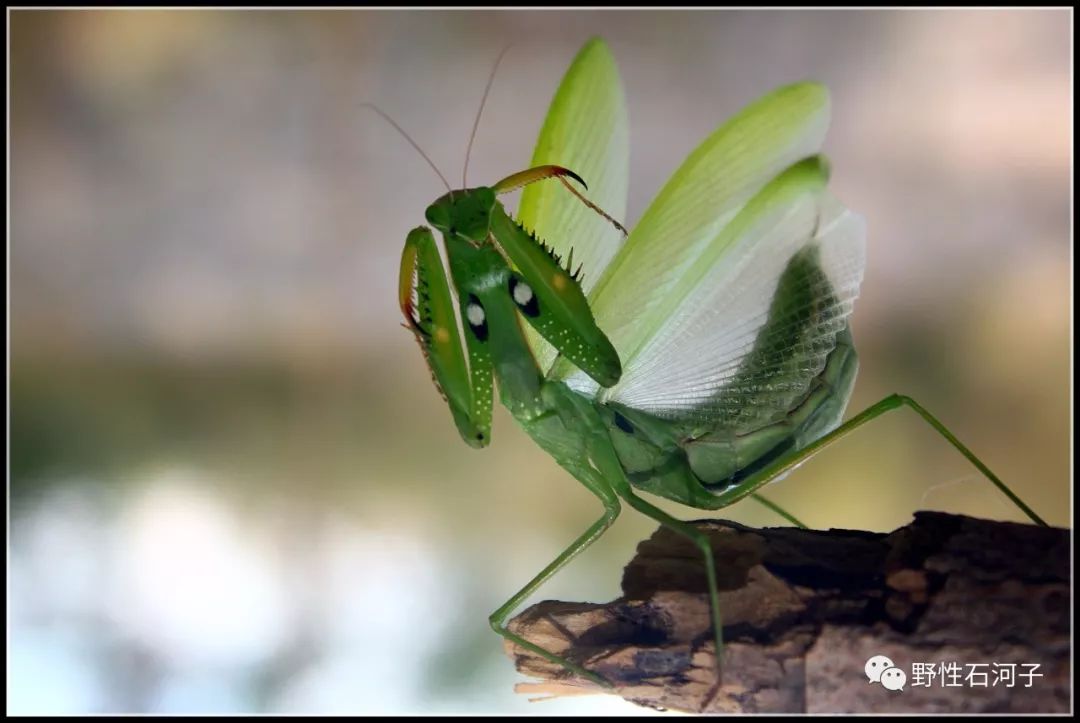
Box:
[584, 429, 728, 680]
[488, 456, 621, 688]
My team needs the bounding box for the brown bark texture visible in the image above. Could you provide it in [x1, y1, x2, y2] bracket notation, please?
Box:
[505, 512, 1071, 713]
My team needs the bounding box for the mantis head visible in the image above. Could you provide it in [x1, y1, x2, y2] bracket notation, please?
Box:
[424, 187, 498, 245]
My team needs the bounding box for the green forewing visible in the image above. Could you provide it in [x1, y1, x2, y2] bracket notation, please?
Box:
[551, 82, 832, 385]
[517, 36, 629, 375]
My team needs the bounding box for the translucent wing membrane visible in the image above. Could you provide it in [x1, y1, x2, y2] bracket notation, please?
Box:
[551, 82, 832, 385]
[594, 173, 865, 431]
[517, 38, 630, 374]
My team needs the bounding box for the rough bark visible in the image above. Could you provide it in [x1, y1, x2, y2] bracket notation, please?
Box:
[505, 512, 1070, 713]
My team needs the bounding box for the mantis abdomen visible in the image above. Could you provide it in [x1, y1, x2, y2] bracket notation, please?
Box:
[599, 325, 858, 508]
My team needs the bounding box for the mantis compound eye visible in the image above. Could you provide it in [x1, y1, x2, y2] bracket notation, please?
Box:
[425, 203, 450, 230]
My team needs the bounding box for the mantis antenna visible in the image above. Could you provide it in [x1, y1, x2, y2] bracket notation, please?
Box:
[360, 102, 453, 195]
[463, 44, 514, 188]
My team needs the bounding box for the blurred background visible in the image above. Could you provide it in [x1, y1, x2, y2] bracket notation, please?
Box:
[9, 9, 1071, 715]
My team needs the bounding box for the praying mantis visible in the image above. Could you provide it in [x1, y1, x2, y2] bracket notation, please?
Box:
[385, 37, 1047, 687]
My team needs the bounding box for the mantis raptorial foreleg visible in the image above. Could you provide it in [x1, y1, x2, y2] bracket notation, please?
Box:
[713, 394, 1047, 527]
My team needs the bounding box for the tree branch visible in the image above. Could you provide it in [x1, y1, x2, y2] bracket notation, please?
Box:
[505, 512, 1070, 713]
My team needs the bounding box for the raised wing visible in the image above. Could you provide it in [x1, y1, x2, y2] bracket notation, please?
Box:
[516, 37, 629, 375]
[551, 81, 833, 391]
[597, 157, 865, 431]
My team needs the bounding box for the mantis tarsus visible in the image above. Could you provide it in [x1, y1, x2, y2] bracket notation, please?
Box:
[382, 37, 1047, 688]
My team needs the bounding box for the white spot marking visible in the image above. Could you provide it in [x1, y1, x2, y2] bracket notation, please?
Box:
[513, 281, 534, 306]
[467, 303, 485, 327]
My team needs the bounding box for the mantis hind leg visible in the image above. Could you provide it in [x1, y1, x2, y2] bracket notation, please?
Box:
[749, 492, 808, 528]
[488, 473, 621, 688]
[725, 393, 1047, 527]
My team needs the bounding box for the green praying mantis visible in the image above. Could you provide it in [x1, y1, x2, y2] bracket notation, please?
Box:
[383, 37, 1047, 687]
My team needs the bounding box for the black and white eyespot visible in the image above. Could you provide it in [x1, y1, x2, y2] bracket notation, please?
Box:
[465, 294, 488, 341]
[466, 302, 485, 326]
[508, 275, 540, 317]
